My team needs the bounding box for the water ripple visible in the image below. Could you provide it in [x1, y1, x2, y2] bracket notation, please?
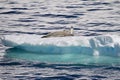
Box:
[82, 2, 110, 6]
[41, 76, 74, 80]
[11, 8, 29, 10]
[32, 14, 78, 18]
[90, 75, 107, 79]
[66, 5, 83, 8]
[0, 62, 22, 66]
[48, 20, 77, 24]
[90, 29, 120, 32]
[87, 22, 115, 27]
[0, 11, 24, 14]
[87, 8, 113, 11]
[0, 7, 5, 9]
[105, 66, 120, 71]
[14, 19, 37, 22]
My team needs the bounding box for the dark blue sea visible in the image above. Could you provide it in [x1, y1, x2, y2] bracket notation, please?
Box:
[0, 0, 120, 80]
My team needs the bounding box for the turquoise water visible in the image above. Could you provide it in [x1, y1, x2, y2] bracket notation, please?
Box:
[5, 48, 120, 65]
[6, 50, 120, 65]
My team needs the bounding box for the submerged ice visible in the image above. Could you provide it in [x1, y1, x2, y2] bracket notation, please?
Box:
[1, 34, 120, 57]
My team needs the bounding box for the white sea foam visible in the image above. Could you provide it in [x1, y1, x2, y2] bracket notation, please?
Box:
[1, 34, 120, 57]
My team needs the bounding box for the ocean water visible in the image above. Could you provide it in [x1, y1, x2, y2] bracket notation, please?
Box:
[0, 0, 120, 80]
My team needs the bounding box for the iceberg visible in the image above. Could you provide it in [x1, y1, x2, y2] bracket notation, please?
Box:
[1, 34, 120, 57]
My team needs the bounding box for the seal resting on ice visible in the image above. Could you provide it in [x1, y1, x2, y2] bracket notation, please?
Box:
[41, 26, 74, 38]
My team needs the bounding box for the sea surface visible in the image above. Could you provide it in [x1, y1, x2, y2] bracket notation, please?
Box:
[0, 0, 120, 80]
